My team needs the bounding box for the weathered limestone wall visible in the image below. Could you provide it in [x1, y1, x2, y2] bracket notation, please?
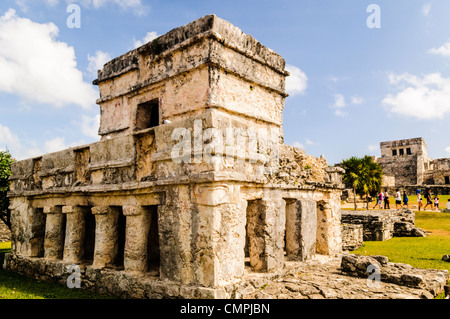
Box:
[9, 197, 45, 257]
[376, 155, 419, 186]
[341, 224, 363, 251]
[96, 15, 287, 140]
[4, 14, 345, 300]
[380, 138, 427, 158]
[0, 221, 11, 243]
[377, 138, 450, 188]
[341, 209, 426, 241]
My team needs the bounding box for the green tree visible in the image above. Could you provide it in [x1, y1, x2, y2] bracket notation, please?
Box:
[341, 155, 383, 210]
[0, 150, 15, 230]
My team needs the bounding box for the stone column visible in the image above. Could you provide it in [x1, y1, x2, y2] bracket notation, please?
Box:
[192, 183, 247, 287]
[260, 196, 286, 272]
[316, 191, 342, 256]
[43, 206, 65, 260]
[158, 185, 194, 285]
[247, 192, 285, 273]
[123, 205, 151, 272]
[62, 206, 87, 264]
[91, 206, 119, 269]
[285, 199, 317, 261]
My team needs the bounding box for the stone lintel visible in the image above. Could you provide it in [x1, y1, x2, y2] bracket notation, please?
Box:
[43, 206, 62, 214]
[123, 205, 147, 216]
[62, 205, 85, 214]
[91, 206, 112, 215]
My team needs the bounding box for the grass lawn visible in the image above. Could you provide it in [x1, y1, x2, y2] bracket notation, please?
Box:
[351, 210, 450, 273]
[0, 242, 114, 299]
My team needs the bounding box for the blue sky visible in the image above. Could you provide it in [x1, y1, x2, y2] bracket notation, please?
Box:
[1, 0, 450, 165]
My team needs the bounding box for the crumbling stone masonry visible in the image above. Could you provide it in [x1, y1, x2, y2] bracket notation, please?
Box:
[341, 255, 449, 297]
[341, 224, 363, 251]
[0, 222, 10, 243]
[341, 209, 427, 242]
[3, 15, 345, 299]
[376, 138, 450, 192]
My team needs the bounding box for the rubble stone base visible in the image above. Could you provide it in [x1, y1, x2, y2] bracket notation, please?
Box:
[341, 254, 449, 296]
[3, 254, 229, 299]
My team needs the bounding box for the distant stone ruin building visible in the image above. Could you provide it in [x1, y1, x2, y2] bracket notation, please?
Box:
[376, 138, 450, 193]
[3, 15, 345, 299]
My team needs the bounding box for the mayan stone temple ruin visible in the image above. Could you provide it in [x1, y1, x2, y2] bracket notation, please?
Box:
[376, 138, 450, 193]
[3, 15, 347, 299]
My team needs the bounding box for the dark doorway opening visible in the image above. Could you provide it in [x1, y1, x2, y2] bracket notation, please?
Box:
[32, 208, 46, 258]
[136, 99, 159, 130]
[82, 210, 96, 265]
[147, 206, 160, 276]
[116, 211, 126, 268]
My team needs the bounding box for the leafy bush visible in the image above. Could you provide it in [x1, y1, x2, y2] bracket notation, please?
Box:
[0, 151, 15, 229]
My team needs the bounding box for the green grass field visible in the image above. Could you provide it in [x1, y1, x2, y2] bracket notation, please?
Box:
[352, 210, 450, 273]
[0, 242, 114, 299]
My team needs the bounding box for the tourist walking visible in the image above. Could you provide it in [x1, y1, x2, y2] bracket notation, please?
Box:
[416, 189, 423, 211]
[394, 189, 401, 209]
[403, 191, 409, 209]
[424, 189, 433, 211]
[373, 191, 383, 209]
[434, 195, 440, 211]
[383, 189, 390, 209]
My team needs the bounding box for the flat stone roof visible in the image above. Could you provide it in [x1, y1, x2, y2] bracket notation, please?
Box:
[94, 14, 287, 84]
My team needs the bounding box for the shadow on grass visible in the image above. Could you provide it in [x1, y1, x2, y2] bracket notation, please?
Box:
[0, 249, 114, 300]
[0, 267, 114, 299]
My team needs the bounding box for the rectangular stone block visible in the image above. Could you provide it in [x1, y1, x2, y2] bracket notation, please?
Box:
[285, 199, 317, 261]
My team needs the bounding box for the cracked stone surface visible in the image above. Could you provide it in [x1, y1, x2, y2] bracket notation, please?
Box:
[238, 255, 449, 299]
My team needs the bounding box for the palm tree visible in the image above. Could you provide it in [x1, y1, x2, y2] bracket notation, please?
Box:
[341, 156, 383, 210]
[360, 155, 383, 209]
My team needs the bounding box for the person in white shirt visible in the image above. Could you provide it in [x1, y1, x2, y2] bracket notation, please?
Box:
[394, 189, 401, 209]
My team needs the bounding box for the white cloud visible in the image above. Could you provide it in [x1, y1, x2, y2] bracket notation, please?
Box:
[383, 72, 450, 120]
[428, 41, 450, 58]
[16, 0, 149, 16]
[285, 64, 308, 97]
[80, 114, 100, 139]
[445, 146, 450, 155]
[331, 94, 362, 116]
[292, 141, 305, 149]
[44, 136, 87, 153]
[0, 123, 21, 154]
[44, 137, 68, 154]
[368, 144, 378, 153]
[327, 75, 349, 83]
[0, 123, 42, 159]
[87, 50, 111, 76]
[90, 0, 146, 12]
[351, 96, 364, 105]
[422, 3, 431, 17]
[292, 138, 316, 149]
[72, 0, 148, 16]
[0, 9, 97, 109]
[0, 121, 93, 160]
[334, 94, 346, 108]
[134, 31, 158, 49]
[332, 94, 347, 116]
